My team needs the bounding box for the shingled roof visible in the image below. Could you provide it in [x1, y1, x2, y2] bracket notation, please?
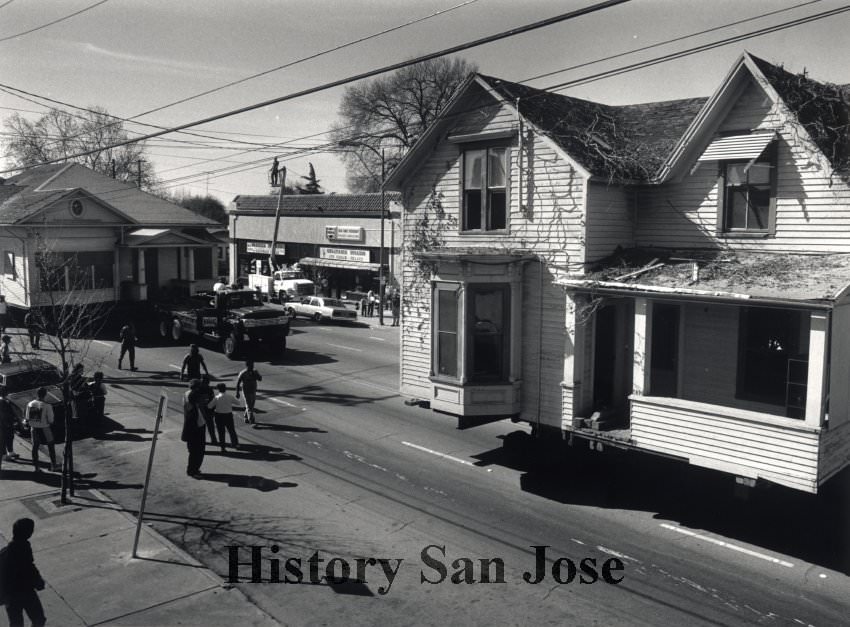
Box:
[482, 75, 707, 182]
[0, 163, 218, 226]
[231, 192, 401, 215]
[749, 54, 850, 173]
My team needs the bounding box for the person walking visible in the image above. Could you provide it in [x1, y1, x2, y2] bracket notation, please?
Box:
[208, 383, 239, 452]
[366, 290, 375, 317]
[0, 386, 19, 464]
[180, 344, 210, 381]
[360, 296, 367, 317]
[391, 289, 401, 327]
[181, 379, 206, 478]
[118, 322, 137, 371]
[25, 388, 58, 473]
[197, 374, 218, 446]
[23, 310, 40, 350]
[236, 359, 262, 425]
[0, 518, 47, 627]
[1, 335, 11, 364]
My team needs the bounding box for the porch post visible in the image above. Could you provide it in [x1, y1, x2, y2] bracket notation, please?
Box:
[113, 248, 120, 300]
[187, 247, 195, 282]
[137, 248, 146, 285]
[633, 297, 652, 396]
[804, 311, 829, 427]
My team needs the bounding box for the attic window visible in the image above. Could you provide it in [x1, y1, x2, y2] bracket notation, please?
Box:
[462, 146, 508, 232]
[718, 144, 777, 234]
[69, 199, 85, 218]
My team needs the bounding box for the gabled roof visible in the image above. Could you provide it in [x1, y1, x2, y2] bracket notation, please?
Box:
[660, 52, 850, 181]
[230, 192, 401, 215]
[0, 163, 218, 226]
[483, 76, 706, 182]
[385, 72, 706, 188]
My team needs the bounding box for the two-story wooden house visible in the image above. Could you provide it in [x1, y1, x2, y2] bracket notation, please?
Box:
[386, 52, 850, 493]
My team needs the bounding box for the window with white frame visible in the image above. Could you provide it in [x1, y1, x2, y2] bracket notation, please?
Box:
[3, 251, 16, 280]
[432, 282, 511, 383]
[720, 147, 777, 233]
[462, 146, 508, 231]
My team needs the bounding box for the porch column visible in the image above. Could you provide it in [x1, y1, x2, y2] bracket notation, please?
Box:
[113, 248, 120, 300]
[137, 248, 146, 285]
[187, 247, 195, 282]
[805, 311, 829, 427]
[633, 297, 652, 395]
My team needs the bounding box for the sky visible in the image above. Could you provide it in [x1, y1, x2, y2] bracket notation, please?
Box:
[2, 0, 850, 208]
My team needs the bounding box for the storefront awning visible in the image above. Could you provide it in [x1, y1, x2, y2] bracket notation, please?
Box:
[298, 257, 381, 272]
[697, 132, 775, 162]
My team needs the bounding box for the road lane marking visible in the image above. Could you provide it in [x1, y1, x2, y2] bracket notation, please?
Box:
[369, 336, 386, 341]
[169, 364, 181, 370]
[327, 343, 362, 352]
[269, 397, 296, 408]
[596, 546, 639, 563]
[660, 523, 793, 567]
[401, 441, 474, 467]
[93, 340, 112, 347]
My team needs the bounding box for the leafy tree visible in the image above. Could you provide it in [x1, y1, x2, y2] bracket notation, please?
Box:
[3, 107, 159, 190]
[332, 57, 477, 192]
[177, 194, 227, 224]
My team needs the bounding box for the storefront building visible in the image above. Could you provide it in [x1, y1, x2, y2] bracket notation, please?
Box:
[228, 193, 401, 298]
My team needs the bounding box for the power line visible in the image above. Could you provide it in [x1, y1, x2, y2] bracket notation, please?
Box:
[0, 1, 17, 10]
[0, 0, 632, 174]
[0, 0, 111, 44]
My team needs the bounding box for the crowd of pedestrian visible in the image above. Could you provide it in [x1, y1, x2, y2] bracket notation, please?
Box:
[180, 351, 262, 478]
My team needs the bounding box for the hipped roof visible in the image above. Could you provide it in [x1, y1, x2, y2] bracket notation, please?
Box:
[230, 192, 401, 215]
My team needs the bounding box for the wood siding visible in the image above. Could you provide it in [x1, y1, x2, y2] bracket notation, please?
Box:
[819, 421, 850, 484]
[399, 95, 585, 424]
[585, 182, 635, 263]
[631, 395, 821, 492]
[637, 78, 850, 252]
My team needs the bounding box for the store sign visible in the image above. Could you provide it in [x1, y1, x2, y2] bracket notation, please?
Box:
[325, 225, 364, 242]
[246, 241, 285, 255]
[320, 247, 370, 263]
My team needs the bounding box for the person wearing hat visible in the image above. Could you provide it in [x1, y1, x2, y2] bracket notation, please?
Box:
[0, 517, 47, 627]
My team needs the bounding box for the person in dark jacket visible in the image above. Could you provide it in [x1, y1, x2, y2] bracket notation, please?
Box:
[181, 380, 206, 478]
[87, 371, 107, 428]
[0, 517, 47, 627]
[23, 311, 40, 350]
[0, 386, 18, 467]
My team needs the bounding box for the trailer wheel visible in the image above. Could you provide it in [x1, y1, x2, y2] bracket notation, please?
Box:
[170, 319, 184, 343]
[223, 332, 240, 359]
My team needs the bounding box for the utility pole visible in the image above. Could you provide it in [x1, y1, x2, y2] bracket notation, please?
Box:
[379, 148, 385, 326]
[268, 165, 286, 274]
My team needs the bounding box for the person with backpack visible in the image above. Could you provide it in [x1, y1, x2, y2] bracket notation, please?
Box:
[26, 388, 58, 473]
[0, 518, 47, 627]
[236, 360, 262, 425]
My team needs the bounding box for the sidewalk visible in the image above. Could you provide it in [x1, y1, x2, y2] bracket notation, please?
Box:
[0, 448, 279, 626]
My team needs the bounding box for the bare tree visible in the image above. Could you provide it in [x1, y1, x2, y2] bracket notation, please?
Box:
[3, 107, 159, 190]
[332, 57, 476, 192]
[29, 234, 114, 502]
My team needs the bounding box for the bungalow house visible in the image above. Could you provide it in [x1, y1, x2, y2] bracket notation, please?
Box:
[0, 163, 221, 312]
[385, 52, 850, 493]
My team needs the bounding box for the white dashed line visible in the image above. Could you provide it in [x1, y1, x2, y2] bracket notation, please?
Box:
[401, 441, 474, 467]
[327, 343, 362, 352]
[93, 340, 111, 347]
[269, 397, 296, 408]
[660, 523, 794, 567]
[169, 364, 181, 370]
[368, 336, 386, 341]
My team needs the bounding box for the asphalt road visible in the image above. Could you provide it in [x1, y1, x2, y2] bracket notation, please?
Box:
[59, 317, 850, 625]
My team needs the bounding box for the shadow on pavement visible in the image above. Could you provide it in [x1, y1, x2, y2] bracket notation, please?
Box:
[477, 430, 850, 575]
[267, 350, 337, 367]
[0, 467, 62, 486]
[251, 423, 327, 434]
[196, 473, 297, 491]
[207, 443, 302, 463]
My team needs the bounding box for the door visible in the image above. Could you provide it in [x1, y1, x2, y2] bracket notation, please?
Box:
[649, 303, 680, 397]
[144, 248, 160, 298]
[592, 301, 635, 422]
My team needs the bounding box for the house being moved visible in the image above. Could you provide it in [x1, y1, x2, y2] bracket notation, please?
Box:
[386, 52, 850, 493]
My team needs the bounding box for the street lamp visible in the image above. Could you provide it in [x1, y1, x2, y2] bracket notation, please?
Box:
[338, 138, 390, 325]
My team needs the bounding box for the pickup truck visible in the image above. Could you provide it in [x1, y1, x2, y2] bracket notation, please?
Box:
[154, 289, 291, 359]
[248, 271, 316, 303]
[285, 296, 358, 323]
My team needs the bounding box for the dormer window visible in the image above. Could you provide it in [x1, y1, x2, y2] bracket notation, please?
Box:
[462, 146, 507, 232]
[721, 152, 775, 232]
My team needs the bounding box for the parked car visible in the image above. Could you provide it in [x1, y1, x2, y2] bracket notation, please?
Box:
[285, 296, 358, 323]
[0, 359, 66, 439]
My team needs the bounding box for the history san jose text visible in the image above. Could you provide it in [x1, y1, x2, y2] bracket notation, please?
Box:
[227, 544, 625, 595]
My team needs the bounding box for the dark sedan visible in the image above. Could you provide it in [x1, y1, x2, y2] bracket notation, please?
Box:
[1, 359, 66, 439]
